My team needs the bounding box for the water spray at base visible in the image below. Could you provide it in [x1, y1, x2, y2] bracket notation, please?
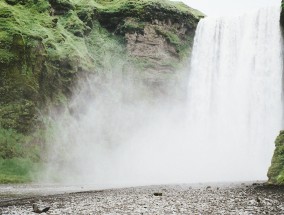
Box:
[43, 7, 283, 187]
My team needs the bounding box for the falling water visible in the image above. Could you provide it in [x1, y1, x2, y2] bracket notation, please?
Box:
[187, 7, 283, 180]
[44, 7, 283, 186]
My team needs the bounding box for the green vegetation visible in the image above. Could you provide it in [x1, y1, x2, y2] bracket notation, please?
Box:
[269, 1, 284, 185]
[0, 0, 202, 183]
[0, 158, 39, 183]
[156, 28, 181, 45]
[268, 131, 284, 185]
[0, 128, 41, 183]
[0, 129, 28, 159]
[94, 0, 204, 21]
[95, 0, 203, 59]
[154, 26, 193, 58]
[118, 17, 146, 34]
[85, 21, 126, 71]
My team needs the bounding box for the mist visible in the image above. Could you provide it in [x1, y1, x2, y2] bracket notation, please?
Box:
[42, 7, 283, 188]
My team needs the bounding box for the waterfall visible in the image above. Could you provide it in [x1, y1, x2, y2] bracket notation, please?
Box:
[44, 7, 283, 186]
[187, 7, 283, 180]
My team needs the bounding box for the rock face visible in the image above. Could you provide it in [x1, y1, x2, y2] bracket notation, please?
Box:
[124, 19, 194, 94]
[96, 0, 204, 98]
[0, 0, 203, 136]
[268, 131, 284, 185]
[0, 0, 91, 134]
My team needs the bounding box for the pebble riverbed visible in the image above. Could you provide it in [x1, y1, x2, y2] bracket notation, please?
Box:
[1, 183, 284, 214]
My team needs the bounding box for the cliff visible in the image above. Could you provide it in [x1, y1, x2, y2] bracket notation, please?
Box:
[267, 2, 284, 185]
[0, 0, 203, 133]
[0, 0, 203, 182]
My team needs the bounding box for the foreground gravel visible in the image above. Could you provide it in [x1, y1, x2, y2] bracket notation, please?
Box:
[1, 183, 284, 214]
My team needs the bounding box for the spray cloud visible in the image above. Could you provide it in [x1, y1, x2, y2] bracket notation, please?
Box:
[43, 7, 283, 187]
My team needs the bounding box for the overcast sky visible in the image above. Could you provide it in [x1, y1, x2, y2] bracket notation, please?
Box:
[172, 0, 282, 16]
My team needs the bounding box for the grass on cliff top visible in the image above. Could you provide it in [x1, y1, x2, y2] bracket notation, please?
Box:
[0, 0, 201, 67]
[94, 0, 204, 19]
[0, 0, 94, 70]
[70, 0, 204, 21]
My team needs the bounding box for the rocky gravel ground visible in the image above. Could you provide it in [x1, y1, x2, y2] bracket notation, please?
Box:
[1, 183, 284, 214]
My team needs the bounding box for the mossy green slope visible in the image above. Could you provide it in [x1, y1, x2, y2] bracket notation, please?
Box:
[0, 0, 94, 134]
[0, 0, 203, 133]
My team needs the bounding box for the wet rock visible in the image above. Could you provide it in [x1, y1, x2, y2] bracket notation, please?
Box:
[32, 203, 50, 214]
[153, 192, 163, 196]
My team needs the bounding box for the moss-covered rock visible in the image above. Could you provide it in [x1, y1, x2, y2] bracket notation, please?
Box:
[98, 1, 204, 99]
[268, 131, 284, 185]
[0, 0, 203, 136]
[95, 0, 203, 29]
[0, 0, 94, 133]
[0, 0, 203, 183]
[267, 2, 284, 186]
